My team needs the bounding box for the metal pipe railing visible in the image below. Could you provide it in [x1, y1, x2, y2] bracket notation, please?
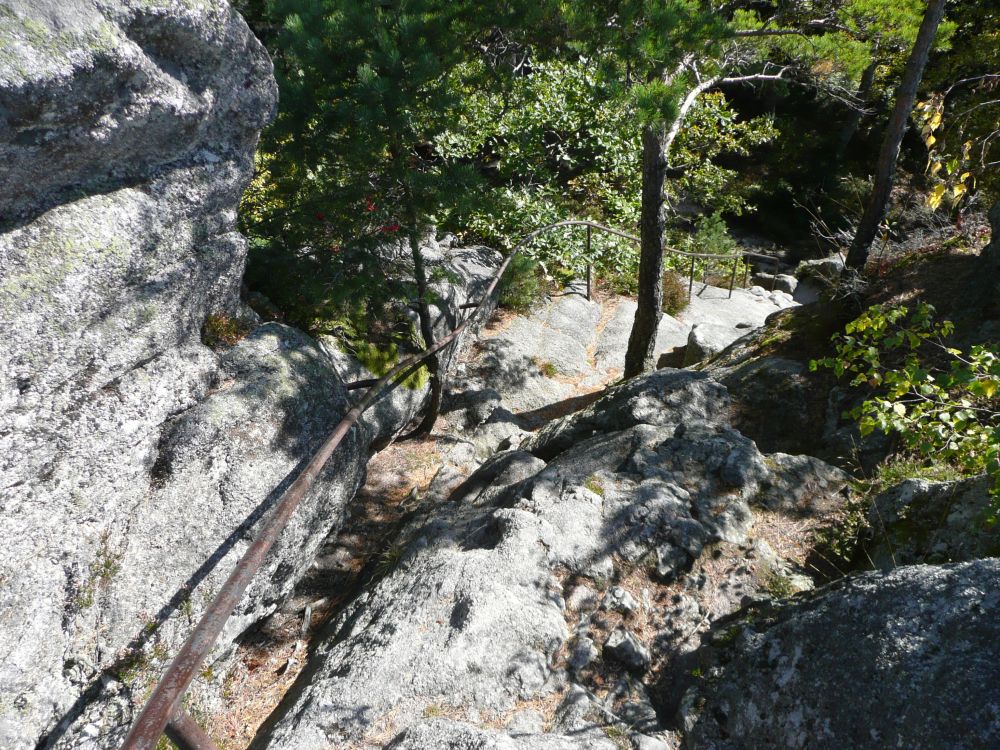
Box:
[120, 219, 779, 749]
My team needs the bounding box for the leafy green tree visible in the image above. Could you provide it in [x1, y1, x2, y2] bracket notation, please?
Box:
[438, 59, 775, 293]
[813, 302, 1000, 524]
[558, 1, 878, 377]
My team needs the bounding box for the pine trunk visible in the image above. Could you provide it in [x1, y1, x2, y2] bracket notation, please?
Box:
[624, 125, 669, 378]
[408, 233, 443, 437]
[847, 0, 947, 270]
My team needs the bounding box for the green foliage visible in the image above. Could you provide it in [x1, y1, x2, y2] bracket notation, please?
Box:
[661, 269, 689, 316]
[498, 254, 544, 313]
[231, 0, 979, 354]
[685, 211, 738, 255]
[670, 211, 748, 281]
[920, 3, 1000, 207]
[865, 455, 965, 496]
[372, 541, 406, 583]
[76, 530, 122, 609]
[441, 59, 642, 288]
[348, 338, 429, 391]
[812, 303, 1000, 523]
[444, 60, 775, 290]
[534, 358, 558, 378]
[242, 0, 539, 349]
[671, 94, 779, 216]
[584, 474, 606, 497]
[763, 570, 796, 599]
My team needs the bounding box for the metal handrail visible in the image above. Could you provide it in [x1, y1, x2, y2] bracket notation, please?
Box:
[534, 219, 779, 300]
[120, 219, 779, 749]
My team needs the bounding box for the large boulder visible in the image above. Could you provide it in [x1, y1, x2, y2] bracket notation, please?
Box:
[795, 255, 845, 284]
[254, 371, 849, 750]
[524, 369, 731, 460]
[751, 272, 798, 295]
[683, 322, 738, 366]
[1, 2, 277, 746]
[0, 3, 499, 747]
[681, 559, 1000, 750]
[865, 475, 1000, 567]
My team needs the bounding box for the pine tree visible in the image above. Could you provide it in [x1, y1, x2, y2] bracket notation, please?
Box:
[847, 0, 948, 270]
[252, 0, 548, 433]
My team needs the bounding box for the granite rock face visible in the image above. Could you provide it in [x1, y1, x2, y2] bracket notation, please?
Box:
[1, 2, 278, 746]
[683, 322, 737, 366]
[865, 475, 1000, 567]
[255, 371, 850, 750]
[682, 559, 1000, 750]
[385, 719, 618, 750]
[0, 3, 497, 748]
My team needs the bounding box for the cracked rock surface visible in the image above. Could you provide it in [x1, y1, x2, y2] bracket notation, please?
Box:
[255, 370, 850, 749]
[0, 4, 496, 747]
[681, 559, 1000, 750]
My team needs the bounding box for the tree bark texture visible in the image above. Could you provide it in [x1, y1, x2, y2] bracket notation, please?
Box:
[847, 0, 947, 270]
[624, 125, 669, 378]
[408, 233, 443, 436]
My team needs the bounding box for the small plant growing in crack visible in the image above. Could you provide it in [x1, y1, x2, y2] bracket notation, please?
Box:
[423, 703, 445, 718]
[602, 724, 632, 750]
[763, 569, 796, 599]
[584, 474, 605, 497]
[532, 356, 558, 378]
[76, 529, 123, 609]
[372, 541, 406, 583]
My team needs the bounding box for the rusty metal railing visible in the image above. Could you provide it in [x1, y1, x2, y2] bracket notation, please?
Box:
[529, 219, 780, 302]
[120, 220, 780, 749]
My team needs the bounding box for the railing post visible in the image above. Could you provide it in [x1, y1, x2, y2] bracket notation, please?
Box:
[586, 224, 593, 301]
[728, 257, 738, 299]
[688, 257, 695, 300]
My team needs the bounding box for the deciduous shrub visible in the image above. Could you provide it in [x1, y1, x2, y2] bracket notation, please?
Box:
[812, 302, 1000, 523]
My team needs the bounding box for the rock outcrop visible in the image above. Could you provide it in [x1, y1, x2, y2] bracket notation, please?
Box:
[681, 559, 1000, 750]
[865, 474, 1000, 567]
[2, 2, 277, 745]
[255, 370, 850, 750]
[453, 282, 796, 428]
[0, 4, 497, 748]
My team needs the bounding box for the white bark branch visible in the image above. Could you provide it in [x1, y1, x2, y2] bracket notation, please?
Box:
[662, 75, 720, 157]
[661, 66, 792, 164]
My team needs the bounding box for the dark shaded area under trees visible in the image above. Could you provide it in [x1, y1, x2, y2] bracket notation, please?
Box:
[232, 0, 998, 393]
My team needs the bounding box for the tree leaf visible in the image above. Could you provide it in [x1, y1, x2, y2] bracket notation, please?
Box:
[927, 183, 946, 209]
